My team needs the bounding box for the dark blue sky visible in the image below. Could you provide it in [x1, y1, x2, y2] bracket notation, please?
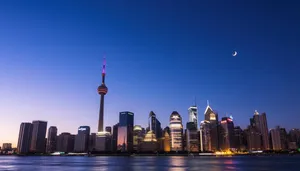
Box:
[1, 0, 300, 145]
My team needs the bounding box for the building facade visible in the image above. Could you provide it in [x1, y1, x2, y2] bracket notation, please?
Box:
[204, 103, 219, 151]
[200, 120, 211, 152]
[74, 126, 90, 152]
[245, 125, 261, 151]
[252, 111, 270, 150]
[148, 111, 162, 139]
[188, 105, 198, 129]
[56, 133, 75, 153]
[30, 120, 47, 153]
[2, 143, 12, 151]
[112, 123, 119, 152]
[270, 127, 281, 150]
[117, 111, 134, 152]
[186, 122, 199, 152]
[169, 111, 183, 151]
[46, 126, 57, 153]
[89, 133, 96, 151]
[133, 125, 144, 151]
[219, 117, 235, 151]
[105, 126, 112, 134]
[17, 123, 33, 154]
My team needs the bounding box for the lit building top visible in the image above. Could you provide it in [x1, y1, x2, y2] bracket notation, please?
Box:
[143, 131, 157, 142]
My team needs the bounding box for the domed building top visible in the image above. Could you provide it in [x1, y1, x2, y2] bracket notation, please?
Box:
[170, 111, 182, 121]
[134, 125, 142, 131]
[143, 130, 157, 142]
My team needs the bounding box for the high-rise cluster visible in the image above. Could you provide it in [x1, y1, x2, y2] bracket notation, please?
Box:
[14, 58, 300, 155]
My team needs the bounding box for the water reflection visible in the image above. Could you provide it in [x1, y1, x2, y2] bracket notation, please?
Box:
[0, 156, 300, 171]
[168, 156, 187, 171]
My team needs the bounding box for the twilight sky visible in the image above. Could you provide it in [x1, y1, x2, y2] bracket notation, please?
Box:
[0, 0, 300, 146]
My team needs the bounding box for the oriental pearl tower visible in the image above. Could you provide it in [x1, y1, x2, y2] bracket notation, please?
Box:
[97, 56, 108, 132]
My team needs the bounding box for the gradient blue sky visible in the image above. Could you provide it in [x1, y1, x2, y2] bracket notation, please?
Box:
[1, 0, 300, 146]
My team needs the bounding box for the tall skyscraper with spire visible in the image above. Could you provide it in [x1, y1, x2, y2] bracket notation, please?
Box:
[97, 56, 108, 132]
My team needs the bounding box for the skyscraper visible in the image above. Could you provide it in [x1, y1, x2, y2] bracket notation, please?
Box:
[117, 111, 134, 152]
[204, 101, 219, 151]
[17, 123, 33, 154]
[133, 125, 144, 151]
[112, 123, 119, 152]
[186, 122, 199, 152]
[245, 125, 261, 151]
[46, 126, 57, 153]
[56, 132, 75, 153]
[252, 111, 270, 150]
[30, 120, 47, 153]
[89, 133, 96, 151]
[289, 129, 300, 148]
[188, 105, 198, 129]
[233, 126, 245, 151]
[200, 120, 211, 152]
[74, 126, 90, 152]
[97, 56, 108, 132]
[169, 111, 183, 151]
[270, 127, 281, 150]
[219, 117, 235, 151]
[148, 111, 162, 139]
[279, 127, 288, 150]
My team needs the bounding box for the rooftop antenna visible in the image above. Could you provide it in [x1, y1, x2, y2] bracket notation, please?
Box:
[207, 100, 210, 106]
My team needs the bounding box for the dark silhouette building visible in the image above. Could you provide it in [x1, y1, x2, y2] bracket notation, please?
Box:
[233, 126, 245, 151]
[30, 120, 47, 153]
[148, 111, 162, 139]
[112, 123, 119, 152]
[245, 125, 261, 151]
[252, 111, 270, 150]
[17, 122, 33, 154]
[219, 117, 235, 151]
[117, 111, 134, 152]
[89, 133, 96, 151]
[74, 126, 90, 152]
[186, 122, 199, 152]
[279, 127, 289, 150]
[56, 132, 75, 153]
[46, 126, 57, 153]
[105, 126, 112, 134]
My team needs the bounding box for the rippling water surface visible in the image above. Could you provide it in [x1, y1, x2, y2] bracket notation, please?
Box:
[0, 156, 299, 171]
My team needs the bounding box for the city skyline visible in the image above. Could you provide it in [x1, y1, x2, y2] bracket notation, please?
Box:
[1, 1, 300, 146]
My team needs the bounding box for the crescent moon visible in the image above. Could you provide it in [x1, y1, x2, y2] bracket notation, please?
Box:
[232, 51, 237, 57]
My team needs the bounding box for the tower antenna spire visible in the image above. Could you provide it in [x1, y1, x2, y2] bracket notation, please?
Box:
[207, 100, 209, 106]
[102, 54, 106, 75]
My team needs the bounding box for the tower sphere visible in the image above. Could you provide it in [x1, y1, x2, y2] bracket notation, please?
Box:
[98, 84, 108, 95]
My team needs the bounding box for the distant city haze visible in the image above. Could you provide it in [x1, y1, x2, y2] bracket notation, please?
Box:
[1, 1, 300, 146]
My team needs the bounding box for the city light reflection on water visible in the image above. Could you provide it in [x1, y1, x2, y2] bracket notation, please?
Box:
[0, 156, 300, 171]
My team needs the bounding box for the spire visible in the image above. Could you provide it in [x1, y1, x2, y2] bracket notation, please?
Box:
[102, 55, 106, 75]
[101, 55, 106, 84]
[207, 100, 209, 106]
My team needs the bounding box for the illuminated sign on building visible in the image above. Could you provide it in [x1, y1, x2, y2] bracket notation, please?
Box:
[78, 128, 87, 131]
